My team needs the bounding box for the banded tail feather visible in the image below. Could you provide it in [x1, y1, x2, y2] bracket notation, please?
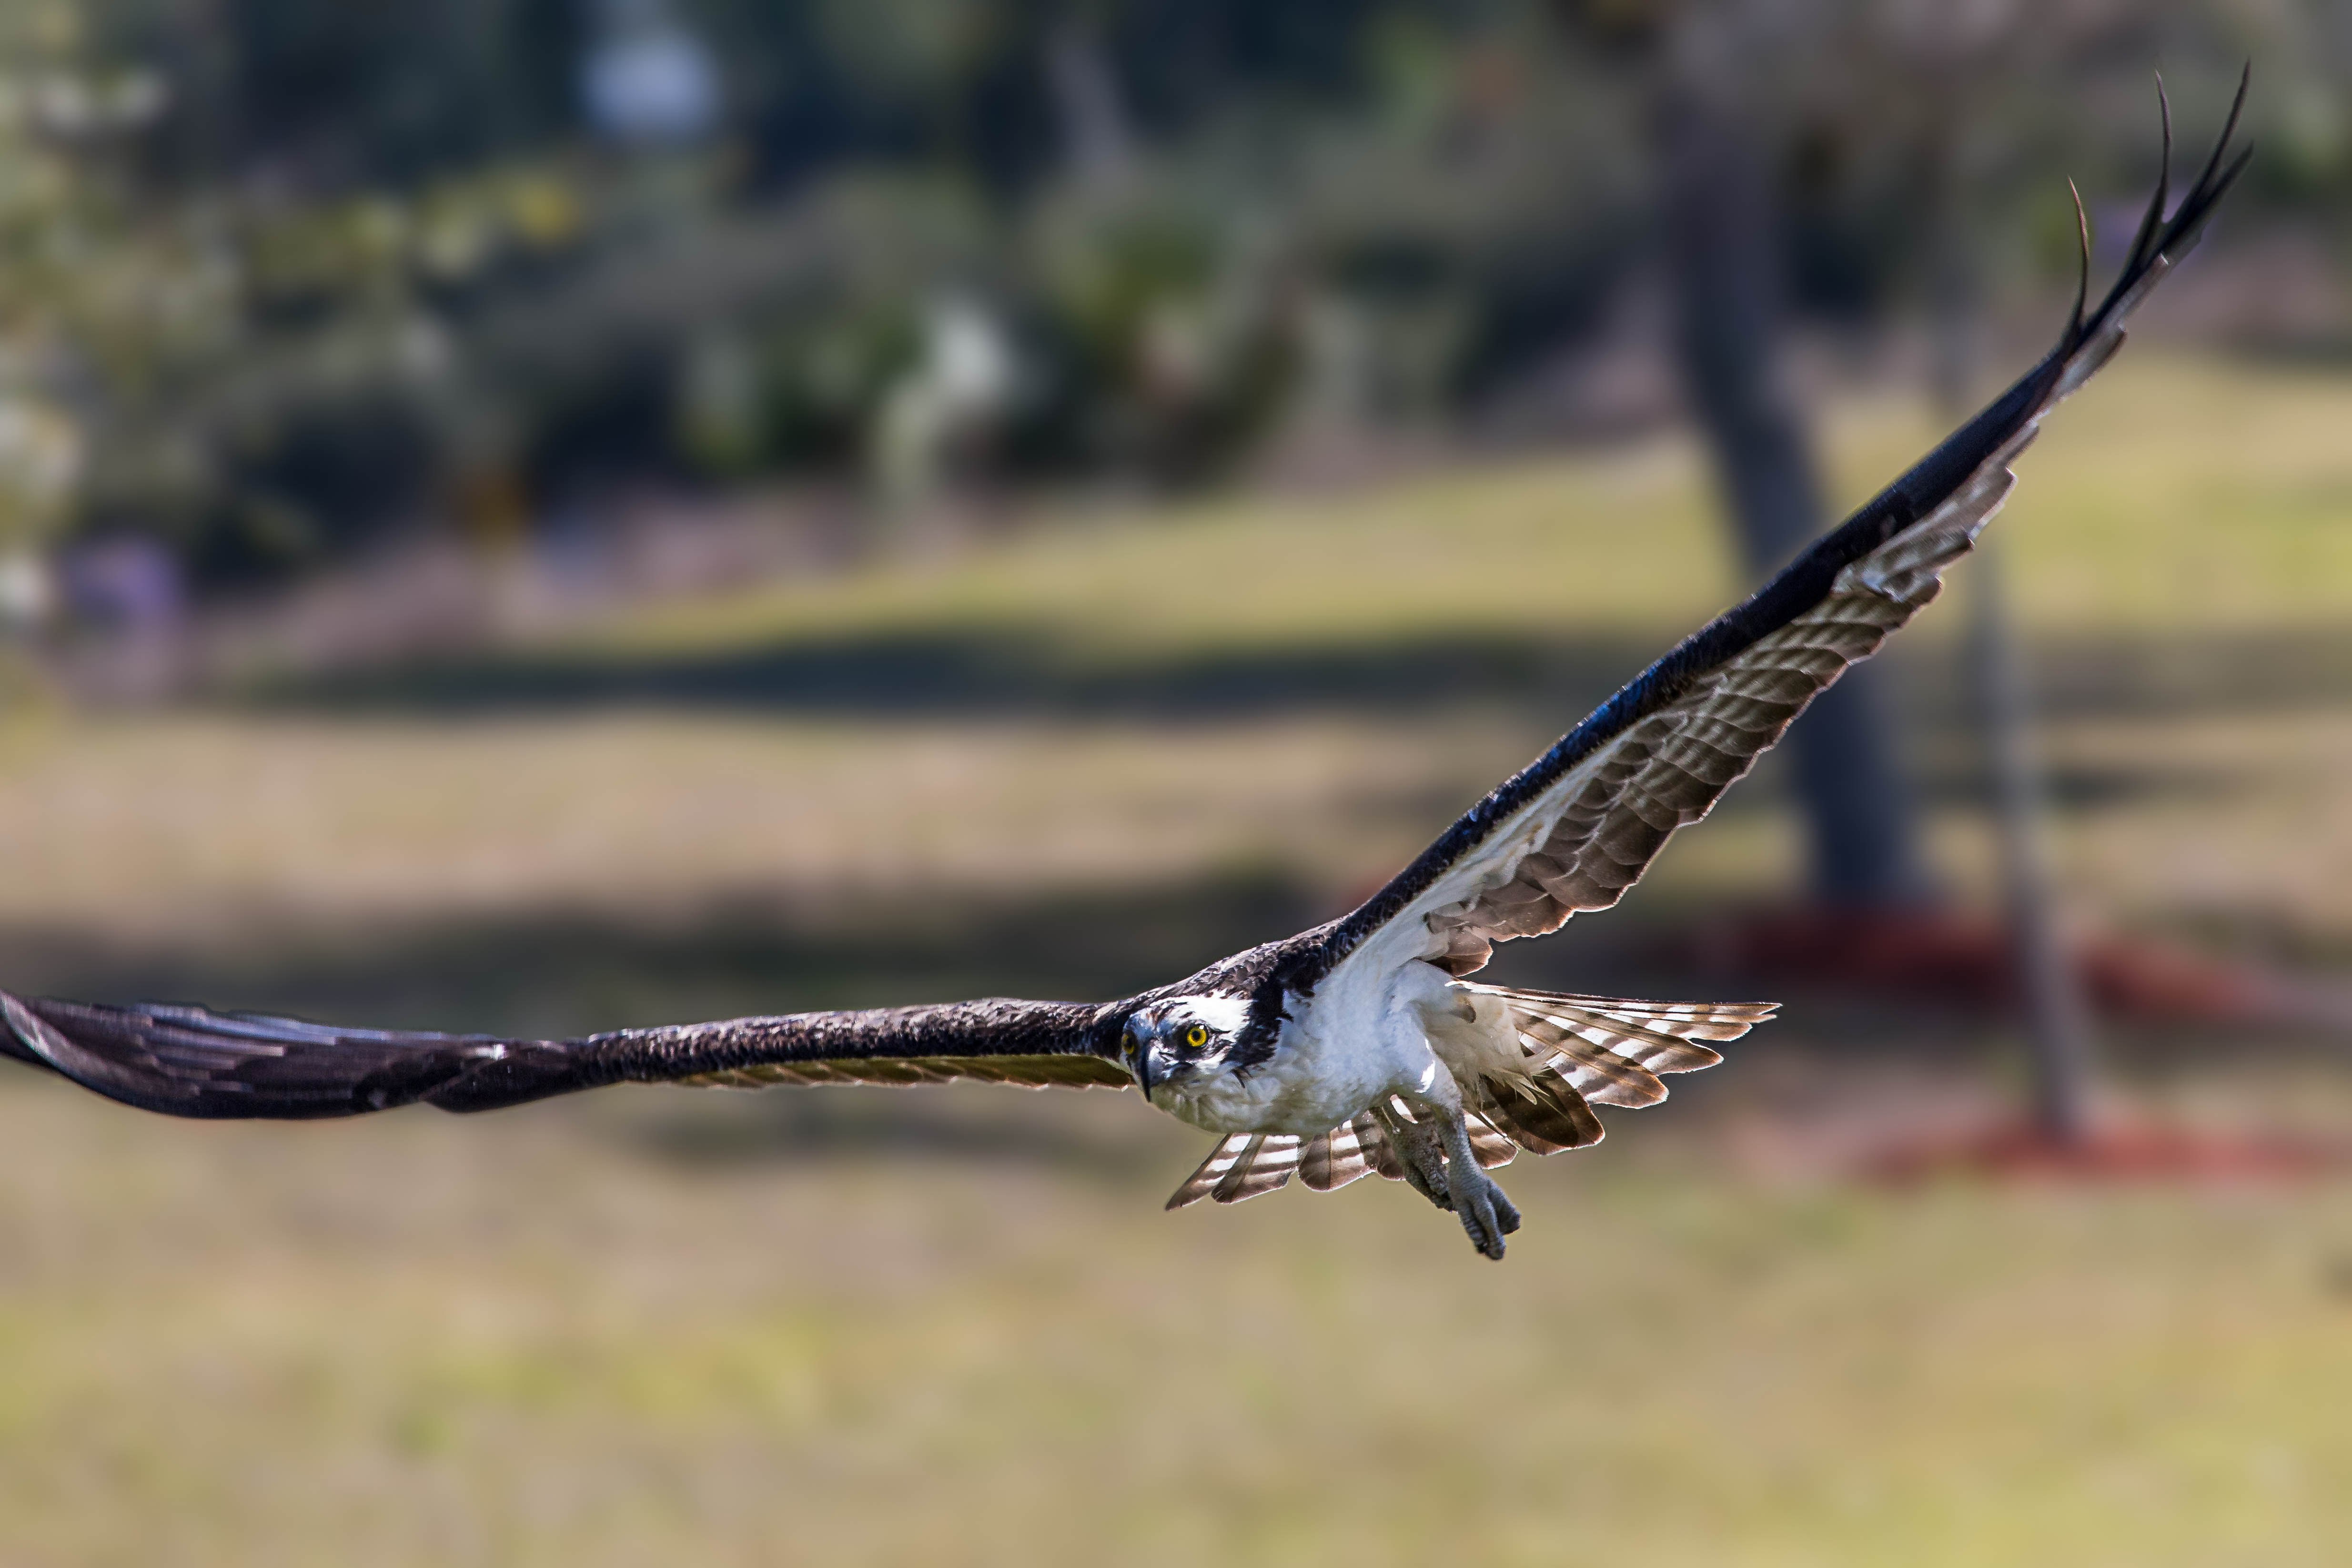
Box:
[1467, 986, 1773, 1108]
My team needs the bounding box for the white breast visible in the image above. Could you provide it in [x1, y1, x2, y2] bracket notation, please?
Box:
[1157, 961, 1462, 1137]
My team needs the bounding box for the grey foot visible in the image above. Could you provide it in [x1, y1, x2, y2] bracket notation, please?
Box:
[1429, 1111, 1521, 1260]
[1449, 1164, 1522, 1261]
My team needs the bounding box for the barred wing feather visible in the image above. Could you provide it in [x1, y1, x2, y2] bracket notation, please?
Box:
[681, 1054, 1129, 1090]
[1300, 79, 2250, 990]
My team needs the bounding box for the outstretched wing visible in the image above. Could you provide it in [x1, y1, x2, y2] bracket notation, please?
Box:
[1295, 79, 2250, 992]
[0, 990, 1124, 1120]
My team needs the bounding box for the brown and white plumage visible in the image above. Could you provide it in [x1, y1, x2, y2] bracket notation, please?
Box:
[0, 84, 2248, 1259]
[1167, 990, 1772, 1208]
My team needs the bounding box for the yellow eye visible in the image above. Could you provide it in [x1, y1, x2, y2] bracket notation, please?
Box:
[1184, 1023, 1209, 1049]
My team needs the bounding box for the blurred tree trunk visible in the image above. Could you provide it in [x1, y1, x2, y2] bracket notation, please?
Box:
[1655, 67, 1932, 907]
[1046, 23, 1136, 191]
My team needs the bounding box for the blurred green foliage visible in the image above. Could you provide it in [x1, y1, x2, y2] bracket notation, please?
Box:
[0, 0, 2341, 592]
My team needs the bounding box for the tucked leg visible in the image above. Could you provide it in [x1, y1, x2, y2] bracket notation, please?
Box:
[1372, 1101, 1454, 1212]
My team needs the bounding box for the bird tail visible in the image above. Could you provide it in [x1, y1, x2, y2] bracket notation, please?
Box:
[1465, 985, 1773, 1105]
[1163, 987, 1775, 1208]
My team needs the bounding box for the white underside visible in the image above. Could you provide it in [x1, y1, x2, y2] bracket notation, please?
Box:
[1153, 959, 1523, 1137]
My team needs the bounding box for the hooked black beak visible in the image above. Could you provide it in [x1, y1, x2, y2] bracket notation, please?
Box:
[1121, 1028, 1152, 1098]
[1135, 1040, 1179, 1101]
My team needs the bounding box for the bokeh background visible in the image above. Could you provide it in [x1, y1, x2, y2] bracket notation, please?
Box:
[2, 2, 2352, 1563]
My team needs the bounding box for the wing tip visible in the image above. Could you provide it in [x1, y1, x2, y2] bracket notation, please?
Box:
[2066, 179, 2091, 337]
[2075, 65, 2253, 347]
[0, 989, 60, 1072]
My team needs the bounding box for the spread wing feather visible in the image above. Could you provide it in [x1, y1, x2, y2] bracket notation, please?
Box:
[0, 990, 1120, 1120]
[684, 1054, 1127, 1090]
[1295, 79, 2249, 991]
[1473, 1071, 1605, 1154]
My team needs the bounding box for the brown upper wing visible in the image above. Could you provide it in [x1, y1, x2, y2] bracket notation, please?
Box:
[1295, 79, 2248, 989]
[1418, 429, 2029, 974]
[1, 990, 1123, 1120]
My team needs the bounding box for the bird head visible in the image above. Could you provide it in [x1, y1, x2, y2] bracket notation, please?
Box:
[1119, 996, 1251, 1102]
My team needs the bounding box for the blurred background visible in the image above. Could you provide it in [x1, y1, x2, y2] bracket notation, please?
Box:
[2, 0, 2352, 1562]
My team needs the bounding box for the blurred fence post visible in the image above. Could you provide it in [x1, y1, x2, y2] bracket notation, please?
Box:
[1920, 66, 2099, 1148]
[1968, 543, 2098, 1143]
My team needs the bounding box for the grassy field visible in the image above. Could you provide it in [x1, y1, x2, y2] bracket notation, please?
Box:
[3, 353, 2352, 1564]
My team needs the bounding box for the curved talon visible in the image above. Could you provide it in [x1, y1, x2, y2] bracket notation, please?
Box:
[1492, 1184, 1523, 1236]
[1421, 1109, 1518, 1259]
[1452, 1168, 1515, 1260]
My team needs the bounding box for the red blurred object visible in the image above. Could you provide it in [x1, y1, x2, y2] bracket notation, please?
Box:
[1862, 1117, 2341, 1184]
[1683, 904, 2348, 1029]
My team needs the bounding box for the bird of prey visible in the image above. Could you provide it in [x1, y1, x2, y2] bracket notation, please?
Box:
[0, 87, 2247, 1258]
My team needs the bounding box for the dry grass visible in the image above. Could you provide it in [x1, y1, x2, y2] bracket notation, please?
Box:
[2, 1070, 2350, 1568]
[2, 352, 2352, 1563]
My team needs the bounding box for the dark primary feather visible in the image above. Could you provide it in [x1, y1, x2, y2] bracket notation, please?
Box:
[0, 990, 1120, 1120]
[1295, 76, 2250, 988]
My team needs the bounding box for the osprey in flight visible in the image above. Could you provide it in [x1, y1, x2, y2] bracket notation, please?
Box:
[0, 89, 2247, 1258]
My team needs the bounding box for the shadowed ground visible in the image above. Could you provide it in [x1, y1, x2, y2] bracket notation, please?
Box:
[258, 620, 2352, 734]
[3, 355, 2352, 1565]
